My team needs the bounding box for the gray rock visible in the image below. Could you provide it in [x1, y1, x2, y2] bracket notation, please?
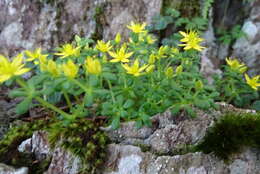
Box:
[17, 104, 260, 174]
[102, 0, 162, 40]
[232, 1, 260, 75]
[103, 144, 260, 174]
[0, 163, 28, 174]
[0, 0, 162, 57]
[18, 131, 51, 161]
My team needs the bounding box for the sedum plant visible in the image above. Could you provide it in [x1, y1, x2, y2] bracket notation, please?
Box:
[214, 57, 260, 110]
[0, 22, 235, 129]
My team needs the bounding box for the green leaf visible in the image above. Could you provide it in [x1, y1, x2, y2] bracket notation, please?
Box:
[123, 99, 134, 109]
[84, 93, 93, 106]
[111, 116, 120, 130]
[103, 72, 117, 81]
[194, 99, 210, 109]
[15, 97, 32, 114]
[252, 100, 260, 111]
[185, 107, 196, 118]
[9, 89, 27, 98]
[47, 92, 62, 104]
[89, 75, 98, 86]
[171, 105, 180, 116]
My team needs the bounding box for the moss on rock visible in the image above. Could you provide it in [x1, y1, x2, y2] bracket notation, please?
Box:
[47, 117, 109, 173]
[196, 112, 260, 160]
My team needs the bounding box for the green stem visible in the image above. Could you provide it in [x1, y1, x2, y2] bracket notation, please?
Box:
[71, 79, 88, 92]
[35, 96, 71, 118]
[63, 91, 72, 110]
[106, 79, 115, 103]
[16, 78, 71, 118]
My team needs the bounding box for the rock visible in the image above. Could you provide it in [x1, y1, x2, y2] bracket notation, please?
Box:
[0, 0, 162, 57]
[0, 0, 101, 56]
[18, 131, 81, 174]
[45, 147, 81, 174]
[242, 21, 258, 42]
[200, 9, 222, 84]
[102, 0, 162, 40]
[18, 131, 51, 161]
[103, 144, 260, 174]
[145, 109, 216, 154]
[0, 163, 28, 174]
[16, 104, 260, 174]
[105, 121, 154, 143]
[232, 1, 260, 75]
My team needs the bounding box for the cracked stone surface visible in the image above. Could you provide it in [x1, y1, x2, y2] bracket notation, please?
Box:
[0, 0, 162, 57]
[14, 103, 260, 174]
[0, 163, 28, 174]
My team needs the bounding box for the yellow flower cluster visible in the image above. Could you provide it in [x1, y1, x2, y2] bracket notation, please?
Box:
[226, 57, 259, 90]
[179, 31, 205, 51]
[0, 54, 30, 83]
[55, 44, 80, 59]
[226, 57, 247, 73]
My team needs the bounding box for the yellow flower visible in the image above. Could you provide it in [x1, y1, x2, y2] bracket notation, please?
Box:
[245, 74, 260, 90]
[62, 60, 78, 78]
[146, 34, 156, 44]
[25, 48, 48, 62]
[157, 46, 169, 59]
[171, 47, 179, 54]
[0, 54, 30, 83]
[122, 59, 148, 77]
[45, 60, 60, 77]
[175, 65, 183, 75]
[96, 40, 112, 53]
[195, 80, 204, 90]
[225, 57, 247, 73]
[148, 54, 156, 64]
[146, 64, 155, 73]
[109, 46, 133, 63]
[55, 44, 80, 59]
[127, 21, 147, 33]
[115, 33, 121, 44]
[85, 57, 102, 75]
[179, 31, 205, 51]
[165, 67, 174, 78]
[37, 54, 48, 71]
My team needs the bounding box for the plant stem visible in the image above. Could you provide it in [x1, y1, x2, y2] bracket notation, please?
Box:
[106, 79, 116, 103]
[71, 79, 89, 92]
[63, 91, 72, 110]
[35, 96, 71, 118]
[16, 78, 71, 118]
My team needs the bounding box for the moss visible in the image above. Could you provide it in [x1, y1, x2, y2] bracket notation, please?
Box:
[196, 112, 260, 160]
[47, 117, 109, 173]
[0, 119, 51, 163]
[11, 153, 51, 174]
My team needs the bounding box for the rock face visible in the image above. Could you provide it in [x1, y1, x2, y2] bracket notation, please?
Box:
[16, 103, 260, 174]
[101, 0, 162, 40]
[0, 0, 162, 57]
[0, 163, 28, 174]
[232, 0, 260, 75]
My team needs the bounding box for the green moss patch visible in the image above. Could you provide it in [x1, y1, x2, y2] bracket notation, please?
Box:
[196, 112, 260, 160]
[47, 117, 109, 173]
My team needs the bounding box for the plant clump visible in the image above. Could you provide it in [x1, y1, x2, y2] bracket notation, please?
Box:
[196, 112, 260, 160]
